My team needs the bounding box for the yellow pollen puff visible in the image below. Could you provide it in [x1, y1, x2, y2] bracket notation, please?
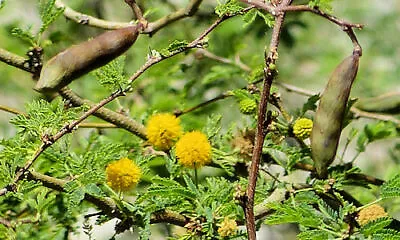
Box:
[146, 113, 182, 151]
[106, 157, 141, 191]
[293, 118, 313, 140]
[357, 204, 388, 226]
[175, 131, 212, 169]
[217, 217, 238, 237]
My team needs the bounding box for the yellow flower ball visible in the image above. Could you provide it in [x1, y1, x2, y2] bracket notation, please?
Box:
[146, 113, 182, 151]
[106, 157, 141, 191]
[217, 217, 238, 237]
[357, 204, 388, 226]
[175, 131, 212, 169]
[292, 118, 313, 140]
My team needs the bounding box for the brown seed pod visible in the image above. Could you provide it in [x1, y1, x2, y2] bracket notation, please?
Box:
[311, 52, 360, 178]
[35, 26, 139, 92]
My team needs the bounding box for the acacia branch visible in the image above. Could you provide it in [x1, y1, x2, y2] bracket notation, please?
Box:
[26, 170, 277, 228]
[241, 0, 363, 29]
[55, 0, 203, 34]
[0, 48, 34, 73]
[244, 0, 291, 238]
[0, 104, 25, 115]
[55, 0, 133, 30]
[145, 0, 203, 34]
[58, 87, 147, 138]
[25, 171, 190, 225]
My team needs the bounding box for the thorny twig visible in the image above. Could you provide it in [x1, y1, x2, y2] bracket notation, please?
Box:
[243, 0, 292, 238]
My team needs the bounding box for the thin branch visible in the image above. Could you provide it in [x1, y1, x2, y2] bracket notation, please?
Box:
[145, 0, 203, 35]
[0, 48, 34, 73]
[0, 104, 25, 115]
[55, 0, 203, 34]
[274, 5, 363, 29]
[124, 0, 147, 27]
[275, 82, 316, 96]
[58, 87, 147, 138]
[244, 0, 291, 237]
[78, 122, 117, 128]
[240, 1, 362, 29]
[25, 171, 190, 225]
[55, 0, 133, 30]
[195, 49, 252, 72]
[174, 92, 231, 117]
[26, 170, 273, 228]
[351, 107, 400, 126]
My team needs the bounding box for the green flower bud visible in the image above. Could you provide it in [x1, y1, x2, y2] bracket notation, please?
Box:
[292, 118, 313, 139]
[239, 99, 257, 115]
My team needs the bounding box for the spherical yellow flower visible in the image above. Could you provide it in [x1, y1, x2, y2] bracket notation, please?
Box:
[146, 113, 182, 151]
[357, 204, 388, 226]
[175, 131, 212, 169]
[217, 217, 238, 237]
[106, 157, 141, 191]
[292, 118, 313, 139]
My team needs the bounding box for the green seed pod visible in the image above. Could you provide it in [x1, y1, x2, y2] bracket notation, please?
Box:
[311, 52, 360, 178]
[35, 26, 139, 92]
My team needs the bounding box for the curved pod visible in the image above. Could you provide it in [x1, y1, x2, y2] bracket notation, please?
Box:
[35, 26, 139, 92]
[311, 52, 360, 178]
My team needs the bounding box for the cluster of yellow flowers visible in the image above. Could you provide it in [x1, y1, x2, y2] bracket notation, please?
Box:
[146, 113, 212, 169]
[106, 113, 213, 191]
[292, 118, 313, 140]
[357, 204, 388, 226]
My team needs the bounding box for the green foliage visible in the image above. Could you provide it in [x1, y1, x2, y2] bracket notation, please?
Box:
[10, 0, 63, 46]
[159, 40, 189, 57]
[242, 9, 274, 28]
[202, 65, 241, 85]
[357, 121, 399, 152]
[371, 229, 400, 240]
[246, 66, 263, 83]
[10, 99, 84, 138]
[265, 202, 323, 228]
[215, 0, 243, 17]
[380, 174, 400, 199]
[11, 27, 36, 46]
[308, 0, 334, 12]
[302, 94, 319, 115]
[38, 0, 64, 34]
[297, 230, 329, 240]
[94, 56, 127, 91]
[0, 0, 5, 10]
[360, 217, 392, 236]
